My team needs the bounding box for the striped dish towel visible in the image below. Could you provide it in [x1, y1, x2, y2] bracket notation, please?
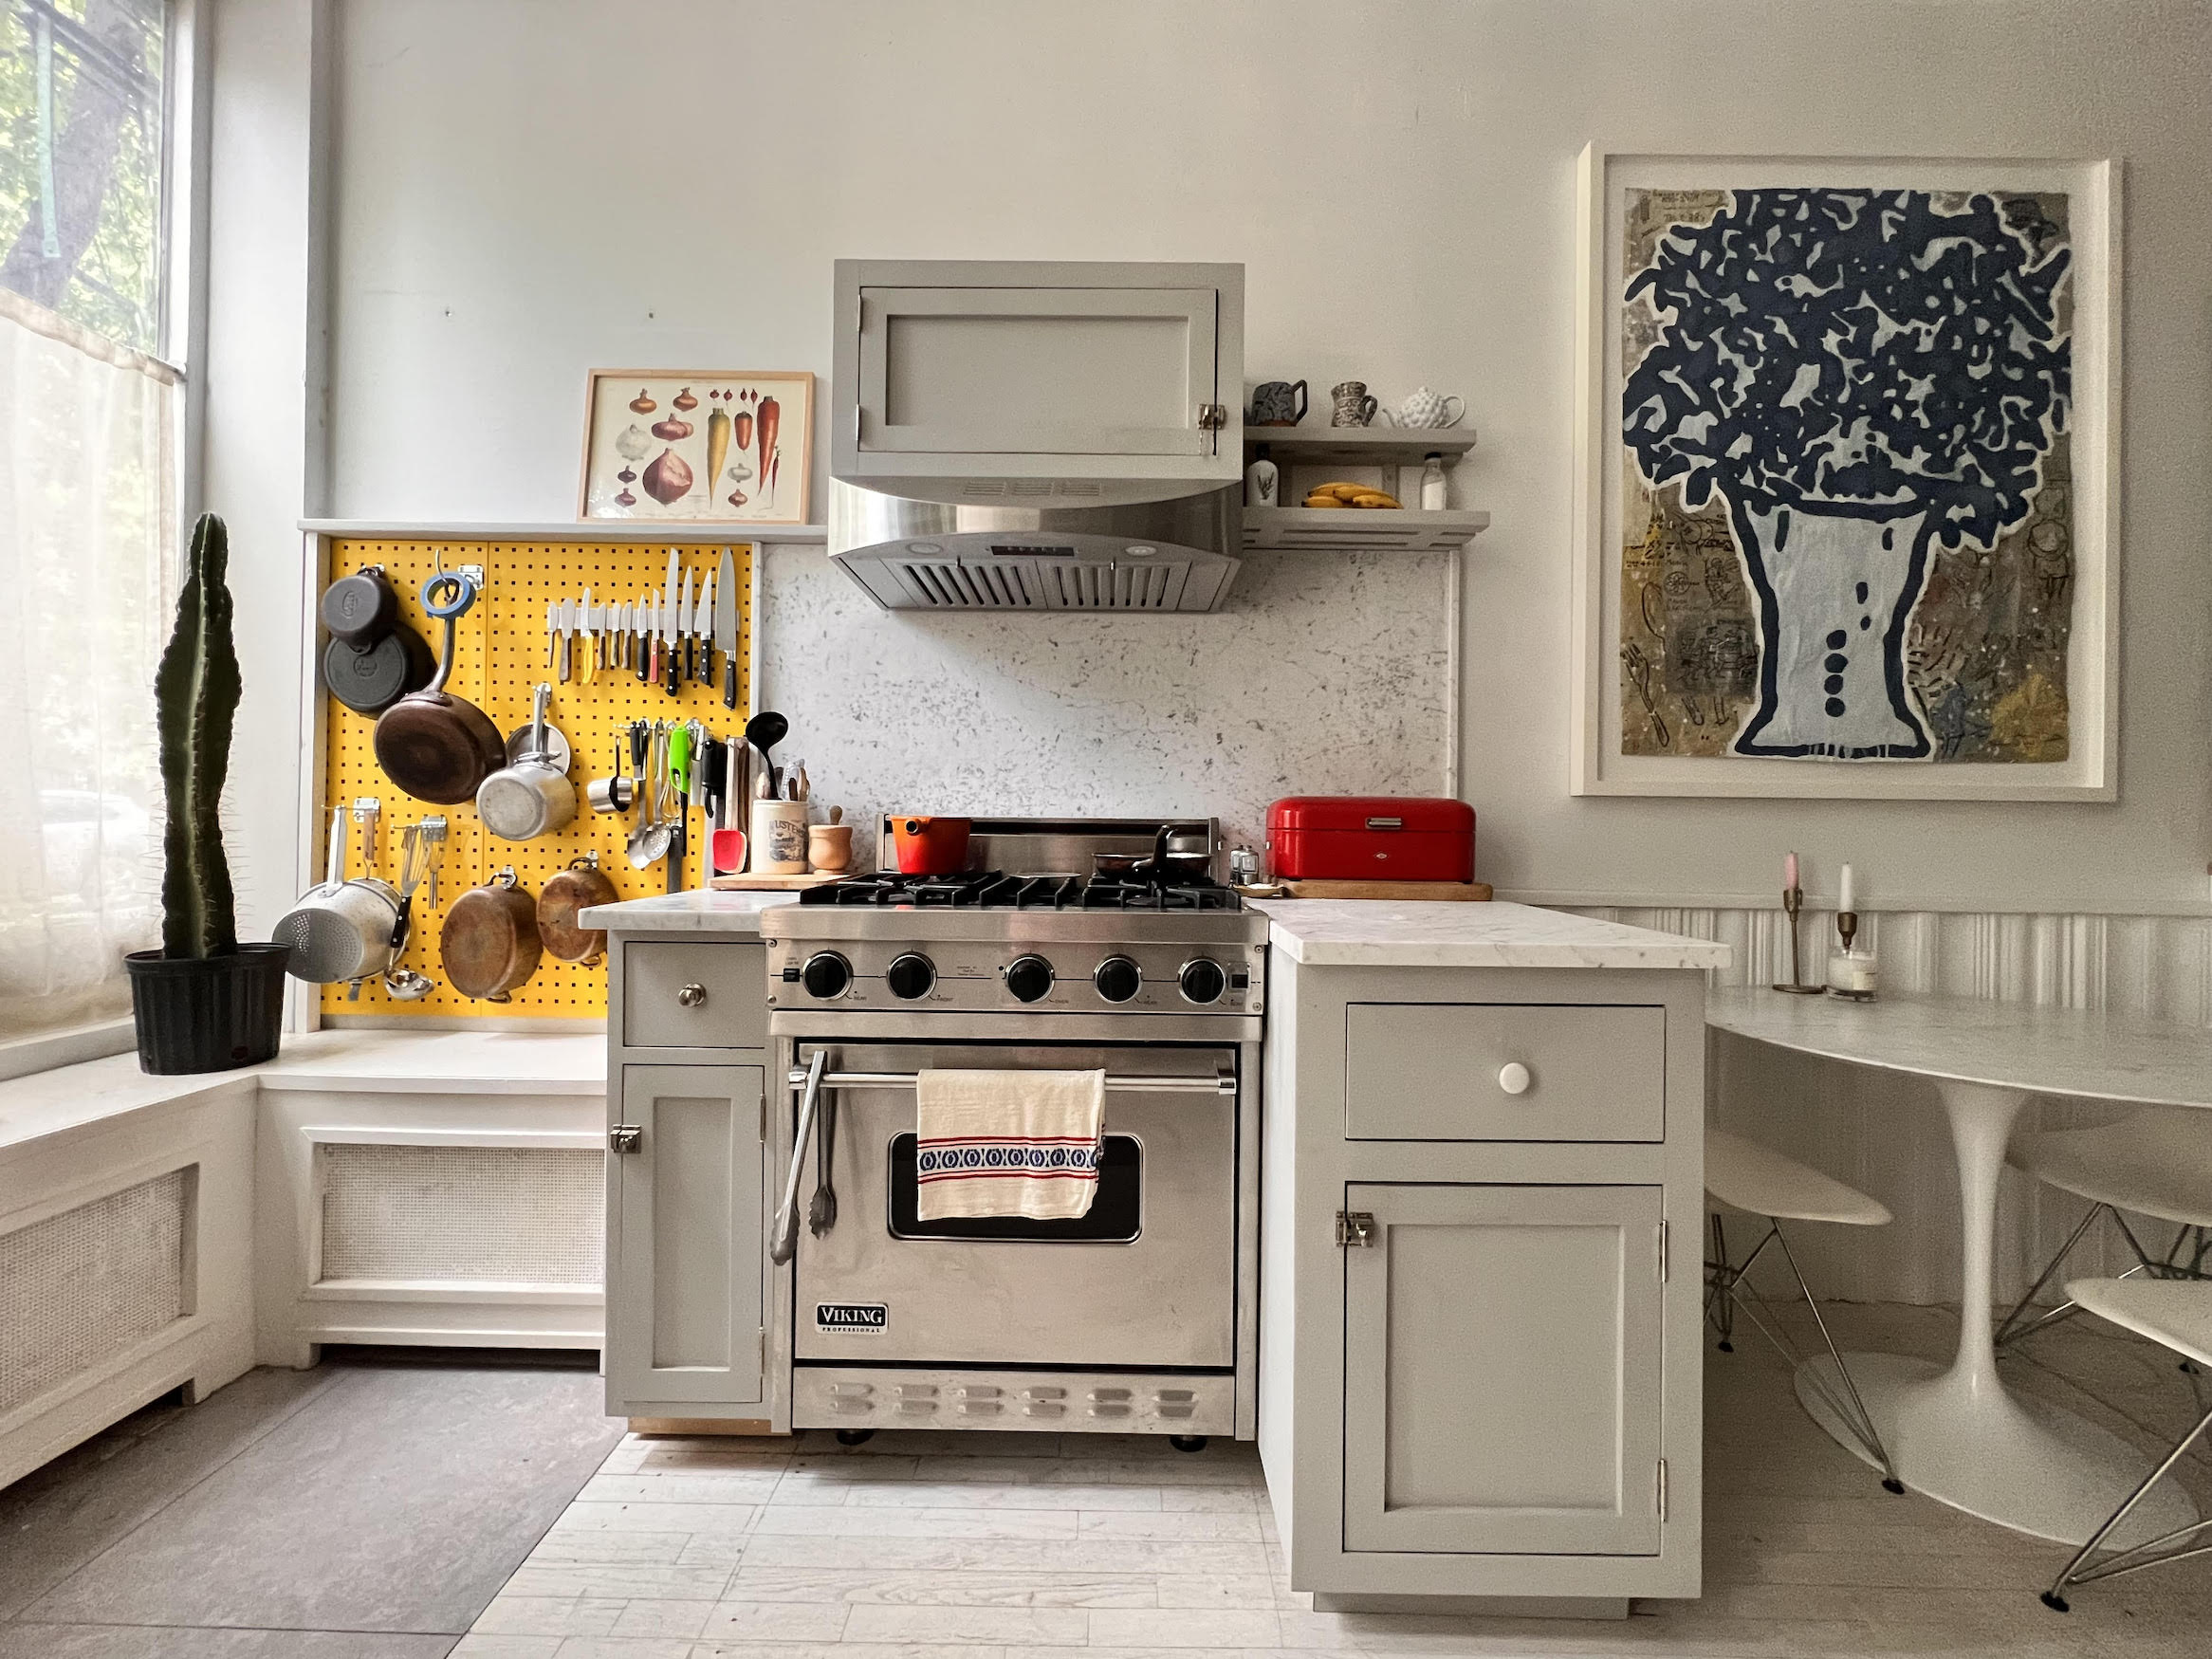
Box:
[913, 1069, 1106, 1221]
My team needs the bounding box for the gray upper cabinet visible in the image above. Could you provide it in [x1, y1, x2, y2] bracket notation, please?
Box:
[833, 260, 1244, 490]
[1342, 1182, 1665, 1558]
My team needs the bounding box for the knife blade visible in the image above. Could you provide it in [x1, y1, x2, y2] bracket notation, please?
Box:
[696, 566, 715, 686]
[576, 586, 594, 683]
[678, 566, 694, 684]
[715, 546, 740, 710]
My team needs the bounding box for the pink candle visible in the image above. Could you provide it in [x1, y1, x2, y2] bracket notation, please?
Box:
[1784, 852, 1798, 892]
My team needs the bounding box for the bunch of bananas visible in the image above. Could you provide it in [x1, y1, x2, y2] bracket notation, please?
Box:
[1300, 481, 1401, 510]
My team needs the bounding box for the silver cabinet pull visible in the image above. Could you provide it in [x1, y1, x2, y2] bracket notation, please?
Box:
[608, 1125, 643, 1154]
[676, 982, 708, 1007]
[1196, 401, 1227, 431]
[770, 1050, 828, 1266]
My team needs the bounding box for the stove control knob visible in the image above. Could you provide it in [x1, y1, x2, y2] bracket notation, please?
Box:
[1179, 957, 1228, 1005]
[1094, 955, 1143, 1004]
[886, 952, 936, 1001]
[1005, 954, 1055, 1004]
[801, 951, 853, 1000]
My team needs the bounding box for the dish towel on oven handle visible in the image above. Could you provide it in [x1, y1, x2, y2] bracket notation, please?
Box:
[913, 1068, 1106, 1221]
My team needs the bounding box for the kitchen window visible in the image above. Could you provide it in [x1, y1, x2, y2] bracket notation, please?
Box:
[0, 0, 186, 1049]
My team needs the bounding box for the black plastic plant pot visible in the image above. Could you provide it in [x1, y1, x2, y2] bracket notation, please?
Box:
[124, 943, 291, 1075]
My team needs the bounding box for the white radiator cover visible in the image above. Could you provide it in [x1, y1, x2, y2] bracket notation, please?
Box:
[0, 1170, 191, 1417]
[318, 1143, 602, 1285]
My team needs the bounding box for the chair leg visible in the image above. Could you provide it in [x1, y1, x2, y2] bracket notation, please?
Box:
[2042, 1397, 2212, 1612]
[1770, 1222, 1906, 1495]
[1708, 1214, 1736, 1352]
[1997, 1203, 2110, 1349]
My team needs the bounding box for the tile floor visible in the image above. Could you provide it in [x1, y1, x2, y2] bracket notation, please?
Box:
[458, 1304, 2212, 1659]
[8, 1310, 2210, 1657]
[0, 1349, 622, 1657]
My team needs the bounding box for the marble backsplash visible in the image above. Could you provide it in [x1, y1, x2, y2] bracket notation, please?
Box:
[754, 544, 1452, 868]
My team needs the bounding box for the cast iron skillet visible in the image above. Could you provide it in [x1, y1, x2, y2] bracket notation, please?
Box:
[372, 572, 505, 804]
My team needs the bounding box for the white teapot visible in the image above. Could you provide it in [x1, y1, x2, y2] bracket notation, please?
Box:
[1392, 387, 1465, 429]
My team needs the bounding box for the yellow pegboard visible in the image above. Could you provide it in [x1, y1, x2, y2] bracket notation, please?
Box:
[320, 538, 753, 1020]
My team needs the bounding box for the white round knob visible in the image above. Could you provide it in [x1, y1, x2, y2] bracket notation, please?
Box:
[1498, 1062, 1532, 1096]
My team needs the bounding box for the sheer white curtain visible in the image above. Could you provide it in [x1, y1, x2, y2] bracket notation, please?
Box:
[0, 288, 174, 1036]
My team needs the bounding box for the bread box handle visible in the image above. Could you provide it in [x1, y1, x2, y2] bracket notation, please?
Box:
[1364, 816, 1404, 830]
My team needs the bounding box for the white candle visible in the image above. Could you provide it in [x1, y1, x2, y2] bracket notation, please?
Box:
[1839, 863, 1855, 912]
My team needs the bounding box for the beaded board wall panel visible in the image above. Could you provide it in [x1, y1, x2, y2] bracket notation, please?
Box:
[319, 538, 753, 1020]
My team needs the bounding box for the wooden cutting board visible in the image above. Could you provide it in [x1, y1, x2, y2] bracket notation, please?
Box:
[1280, 879, 1492, 901]
[707, 873, 848, 891]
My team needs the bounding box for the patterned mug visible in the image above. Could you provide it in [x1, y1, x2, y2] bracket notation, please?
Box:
[1248, 379, 1307, 426]
[1331, 380, 1379, 428]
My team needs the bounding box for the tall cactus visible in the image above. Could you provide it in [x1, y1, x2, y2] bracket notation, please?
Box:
[156, 513, 243, 958]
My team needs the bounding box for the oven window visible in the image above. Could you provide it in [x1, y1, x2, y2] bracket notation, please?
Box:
[887, 1134, 1142, 1242]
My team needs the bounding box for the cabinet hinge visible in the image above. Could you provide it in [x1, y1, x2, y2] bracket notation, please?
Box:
[1657, 1220, 1669, 1283]
[1336, 1210, 1376, 1248]
[1656, 1457, 1668, 1521]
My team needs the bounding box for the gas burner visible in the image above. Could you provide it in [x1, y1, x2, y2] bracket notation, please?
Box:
[800, 869, 1240, 912]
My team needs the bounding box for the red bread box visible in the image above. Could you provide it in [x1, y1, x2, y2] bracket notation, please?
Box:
[1264, 796, 1476, 883]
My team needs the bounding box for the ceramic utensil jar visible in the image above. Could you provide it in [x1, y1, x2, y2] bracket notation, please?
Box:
[751, 799, 809, 874]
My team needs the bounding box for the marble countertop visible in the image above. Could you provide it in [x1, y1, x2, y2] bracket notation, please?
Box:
[1708, 986, 2212, 1108]
[1250, 899, 1733, 970]
[1, 1028, 606, 1154]
[579, 891, 797, 933]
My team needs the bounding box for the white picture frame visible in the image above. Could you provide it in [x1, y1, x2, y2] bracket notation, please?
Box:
[1571, 146, 2121, 801]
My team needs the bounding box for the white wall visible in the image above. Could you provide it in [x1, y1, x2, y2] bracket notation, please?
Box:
[300, 0, 2212, 913]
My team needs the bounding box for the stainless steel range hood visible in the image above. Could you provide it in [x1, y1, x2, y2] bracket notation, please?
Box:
[829, 481, 1241, 613]
[828, 258, 1246, 614]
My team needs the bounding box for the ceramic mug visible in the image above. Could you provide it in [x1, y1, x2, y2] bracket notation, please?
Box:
[1249, 379, 1307, 426]
[1331, 380, 1379, 428]
[1395, 387, 1465, 429]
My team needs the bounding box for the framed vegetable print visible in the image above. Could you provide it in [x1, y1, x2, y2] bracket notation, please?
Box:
[580, 370, 813, 525]
[1571, 148, 2119, 800]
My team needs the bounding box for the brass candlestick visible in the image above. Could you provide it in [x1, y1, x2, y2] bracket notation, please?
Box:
[1829, 910, 1877, 1001]
[1773, 886, 1822, 994]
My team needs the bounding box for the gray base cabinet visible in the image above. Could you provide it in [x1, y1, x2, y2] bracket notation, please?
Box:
[602, 936, 777, 1424]
[1260, 953, 1705, 1607]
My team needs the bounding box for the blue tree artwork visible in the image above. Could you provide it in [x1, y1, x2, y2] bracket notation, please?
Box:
[1621, 188, 2074, 761]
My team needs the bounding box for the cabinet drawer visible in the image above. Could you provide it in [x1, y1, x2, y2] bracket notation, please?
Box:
[622, 943, 766, 1050]
[1345, 1004, 1664, 1142]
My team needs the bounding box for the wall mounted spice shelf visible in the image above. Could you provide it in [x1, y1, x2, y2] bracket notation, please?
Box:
[1240, 507, 1491, 552]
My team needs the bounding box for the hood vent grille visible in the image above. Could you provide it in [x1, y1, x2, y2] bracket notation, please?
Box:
[891, 557, 1198, 612]
[960, 479, 1105, 500]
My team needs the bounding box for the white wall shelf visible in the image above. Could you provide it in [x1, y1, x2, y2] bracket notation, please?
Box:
[300, 519, 828, 544]
[1242, 428, 1478, 469]
[1242, 507, 1490, 553]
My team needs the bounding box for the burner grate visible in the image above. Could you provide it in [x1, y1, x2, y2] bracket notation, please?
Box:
[799, 869, 1241, 912]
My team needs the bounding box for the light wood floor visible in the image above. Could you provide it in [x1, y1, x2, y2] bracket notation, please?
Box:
[460, 1303, 2212, 1657]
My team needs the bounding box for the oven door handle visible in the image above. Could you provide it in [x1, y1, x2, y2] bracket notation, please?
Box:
[780, 1067, 1236, 1095]
[769, 1049, 829, 1266]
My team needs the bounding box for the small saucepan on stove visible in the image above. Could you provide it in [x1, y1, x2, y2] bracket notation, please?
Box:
[1092, 821, 1213, 881]
[372, 572, 507, 805]
[891, 815, 971, 876]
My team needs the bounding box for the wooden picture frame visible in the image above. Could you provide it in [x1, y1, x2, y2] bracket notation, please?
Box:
[1571, 147, 2121, 801]
[580, 370, 813, 525]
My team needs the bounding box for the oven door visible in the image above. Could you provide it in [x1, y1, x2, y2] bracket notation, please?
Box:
[790, 1041, 1238, 1370]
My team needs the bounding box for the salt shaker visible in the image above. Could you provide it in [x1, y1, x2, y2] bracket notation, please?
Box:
[1419, 453, 1447, 511]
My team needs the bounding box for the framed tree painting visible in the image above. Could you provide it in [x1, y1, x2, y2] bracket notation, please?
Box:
[1572, 149, 2119, 799]
[580, 370, 814, 525]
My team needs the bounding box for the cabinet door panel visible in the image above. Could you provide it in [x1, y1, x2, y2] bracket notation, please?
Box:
[857, 286, 1217, 457]
[1344, 1183, 1663, 1556]
[607, 1064, 765, 1410]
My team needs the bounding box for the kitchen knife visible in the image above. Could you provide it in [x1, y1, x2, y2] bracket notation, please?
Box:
[578, 586, 595, 682]
[696, 566, 715, 687]
[660, 584, 678, 696]
[545, 599, 561, 670]
[679, 566, 695, 684]
[715, 546, 740, 710]
[634, 594, 650, 682]
[554, 598, 572, 683]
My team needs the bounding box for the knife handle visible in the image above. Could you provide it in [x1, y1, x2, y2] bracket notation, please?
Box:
[724, 657, 739, 710]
